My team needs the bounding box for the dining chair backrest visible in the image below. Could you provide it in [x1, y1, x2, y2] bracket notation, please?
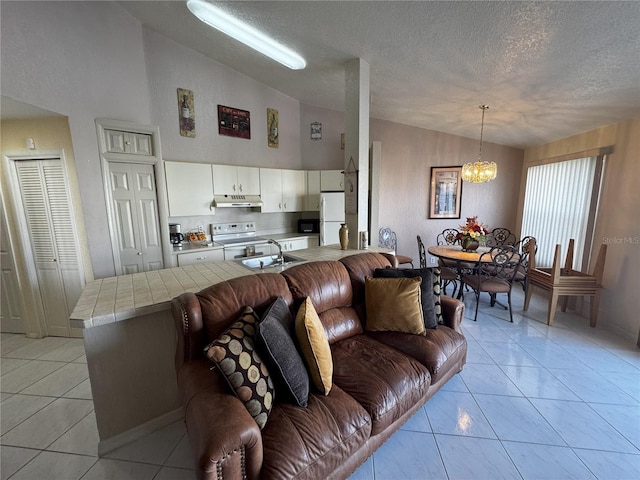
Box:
[515, 236, 537, 268]
[378, 227, 398, 250]
[477, 245, 522, 284]
[486, 227, 517, 247]
[437, 228, 460, 246]
[417, 235, 427, 268]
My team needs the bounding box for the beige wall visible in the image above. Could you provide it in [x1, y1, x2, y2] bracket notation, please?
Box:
[370, 118, 524, 260]
[521, 118, 640, 340]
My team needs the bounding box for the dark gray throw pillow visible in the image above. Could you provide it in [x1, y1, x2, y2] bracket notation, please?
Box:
[374, 267, 438, 329]
[256, 296, 310, 407]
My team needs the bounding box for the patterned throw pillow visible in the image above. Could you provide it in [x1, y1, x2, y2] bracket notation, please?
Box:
[432, 266, 444, 325]
[204, 306, 275, 429]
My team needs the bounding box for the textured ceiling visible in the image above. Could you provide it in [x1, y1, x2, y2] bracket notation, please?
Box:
[123, 2, 637, 148]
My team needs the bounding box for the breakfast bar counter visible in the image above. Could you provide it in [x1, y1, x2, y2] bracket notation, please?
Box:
[72, 246, 390, 455]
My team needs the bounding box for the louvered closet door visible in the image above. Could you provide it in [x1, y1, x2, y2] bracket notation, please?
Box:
[15, 159, 83, 337]
[109, 162, 163, 274]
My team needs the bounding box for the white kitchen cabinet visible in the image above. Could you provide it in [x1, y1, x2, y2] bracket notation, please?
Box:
[105, 129, 153, 156]
[177, 248, 224, 266]
[320, 169, 344, 191]
[305, 170, 320, 211]
[165, 161, 214, 216]
[259, 168, 305, 213]
[212, 165, 260, 195]
[268, 236, 319, 254]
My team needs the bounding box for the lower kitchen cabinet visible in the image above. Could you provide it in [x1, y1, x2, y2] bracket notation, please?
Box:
[268, 236, 319, 254]
[177, 248, 224, 266]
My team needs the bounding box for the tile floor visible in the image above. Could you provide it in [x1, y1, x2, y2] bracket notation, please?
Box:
[1, 288, 639, 480]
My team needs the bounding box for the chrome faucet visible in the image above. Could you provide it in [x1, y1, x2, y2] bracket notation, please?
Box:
[267, 239, 283, 264]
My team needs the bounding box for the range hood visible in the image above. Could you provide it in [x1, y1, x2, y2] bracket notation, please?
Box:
[213, 194, 263, 208]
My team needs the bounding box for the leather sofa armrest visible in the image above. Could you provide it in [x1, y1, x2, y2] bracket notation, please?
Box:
[180, 361, 263, 480]
[172, 292, 206, 371]
[441, 295, 465, 333]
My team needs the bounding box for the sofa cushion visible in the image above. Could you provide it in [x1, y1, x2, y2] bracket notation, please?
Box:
[331, 335, 431, 435]
[261, 385, 371, 480]
[196, 272, 294, 344]
[367, 326, 467, 385]
[374, 267, 438, 329]
[364, 276, 425, 335]
[204, 306, 275, 429]
[295, 297, 333, 395]
[256, 296, 309, 407]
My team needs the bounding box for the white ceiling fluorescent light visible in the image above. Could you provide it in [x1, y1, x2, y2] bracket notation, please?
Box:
[186, 0, 306, 70]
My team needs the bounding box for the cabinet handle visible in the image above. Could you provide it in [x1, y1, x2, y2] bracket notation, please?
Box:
[137, 252, 143, 256]
[283, 202, 287, 210]
[196, 256, 206, 260]
[239, 184, 243, 192]
[279, 202, 282, 210]
[233, 184, 236, 192]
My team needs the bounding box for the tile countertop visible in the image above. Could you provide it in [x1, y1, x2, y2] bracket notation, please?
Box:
[170, 233, 320, 254]
[71, 245, 391, 329]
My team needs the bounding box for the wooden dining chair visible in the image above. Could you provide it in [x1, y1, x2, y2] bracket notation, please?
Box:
[461, 245, 522, 322]
[523, 238, 607, 327]
[379, 227, 414, 268]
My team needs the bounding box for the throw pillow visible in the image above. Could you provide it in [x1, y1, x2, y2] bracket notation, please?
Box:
[204, 306, 275, 429]
[364, 276, 425, 334]
[295, 297, 333, 395]
[374, 267, 438, 329]
[256, 296, 310, 407]
[432, 266, 444, 325]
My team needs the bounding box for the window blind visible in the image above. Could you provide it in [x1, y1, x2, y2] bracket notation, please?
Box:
[521, 157, 596, 269]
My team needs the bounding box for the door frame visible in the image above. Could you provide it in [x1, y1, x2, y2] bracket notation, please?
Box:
[1, 149, 82, 338]
[95, 119, 171, 276]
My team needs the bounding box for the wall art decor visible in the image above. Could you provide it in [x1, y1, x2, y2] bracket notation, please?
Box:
[311, 121, 322, 140]
[177, 88, 195, 137]
[218, 105, 251, 139]
[429, 166, 462, 219]
[267, 108, 279, 148]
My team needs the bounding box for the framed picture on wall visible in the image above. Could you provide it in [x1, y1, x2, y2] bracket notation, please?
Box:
[429, 166, 462, 219]
[218, 105, 251, 139]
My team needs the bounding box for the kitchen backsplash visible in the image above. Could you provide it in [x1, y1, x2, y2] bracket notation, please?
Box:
[169, 210, 309, 240]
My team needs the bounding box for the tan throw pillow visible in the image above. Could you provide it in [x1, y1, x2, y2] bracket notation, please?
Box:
[364, 276, 425, 335]
[295, 297, 333, 395]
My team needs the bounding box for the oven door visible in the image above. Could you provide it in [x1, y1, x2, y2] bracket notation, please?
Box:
[223, 243, 270, 260]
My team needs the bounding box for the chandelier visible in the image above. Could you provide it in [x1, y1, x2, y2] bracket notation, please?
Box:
[461, 105, 497, 183]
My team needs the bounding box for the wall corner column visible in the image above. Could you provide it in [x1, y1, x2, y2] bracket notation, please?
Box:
[344, 58, 370, 248]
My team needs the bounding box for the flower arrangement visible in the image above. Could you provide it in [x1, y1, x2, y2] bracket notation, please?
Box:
[456, 216, 489, 248]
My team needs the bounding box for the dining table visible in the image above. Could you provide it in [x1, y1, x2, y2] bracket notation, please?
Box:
[427, 244, 514, 308]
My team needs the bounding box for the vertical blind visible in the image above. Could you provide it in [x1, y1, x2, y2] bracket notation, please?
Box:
[521, 157, 596, 269]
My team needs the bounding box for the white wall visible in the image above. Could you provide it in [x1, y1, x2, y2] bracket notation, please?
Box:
[143, 29, 301, 169]
[1, 1, 151, 278]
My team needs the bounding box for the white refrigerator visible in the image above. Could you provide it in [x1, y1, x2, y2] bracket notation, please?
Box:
[320, 192, 345, 246]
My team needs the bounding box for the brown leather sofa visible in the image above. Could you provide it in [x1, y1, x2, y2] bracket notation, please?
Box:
[171, 252, 467, 480]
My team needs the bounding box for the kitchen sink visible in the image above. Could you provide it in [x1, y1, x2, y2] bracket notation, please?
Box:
[237, 253, 305, 270]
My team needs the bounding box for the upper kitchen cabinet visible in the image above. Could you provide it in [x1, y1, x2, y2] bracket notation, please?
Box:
[320, 170, 344, 191]
[105, 129, 153, 156]
[212, 165, 260, 196]
[165, 161, 214, 216]
[305, 170, 320, 211]
[260, 168, 305, 213]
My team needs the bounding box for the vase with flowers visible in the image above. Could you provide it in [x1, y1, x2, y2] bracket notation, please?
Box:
[456, 216, 489, 251]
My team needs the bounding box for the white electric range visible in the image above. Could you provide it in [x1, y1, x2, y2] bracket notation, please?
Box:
[211, 222, 272, 260]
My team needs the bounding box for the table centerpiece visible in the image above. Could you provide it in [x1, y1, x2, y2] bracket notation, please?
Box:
[456, 216, 489, 251]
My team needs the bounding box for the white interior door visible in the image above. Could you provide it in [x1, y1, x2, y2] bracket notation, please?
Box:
[109, 162, 163, 275]
[15, 159, 84, 337]
[1, 198, 25, 333]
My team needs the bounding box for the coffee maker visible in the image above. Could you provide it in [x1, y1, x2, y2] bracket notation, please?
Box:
[169, 223, 184, 247]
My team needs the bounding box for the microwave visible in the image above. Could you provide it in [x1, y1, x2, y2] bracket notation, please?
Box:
[298, 219, 320, 234]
